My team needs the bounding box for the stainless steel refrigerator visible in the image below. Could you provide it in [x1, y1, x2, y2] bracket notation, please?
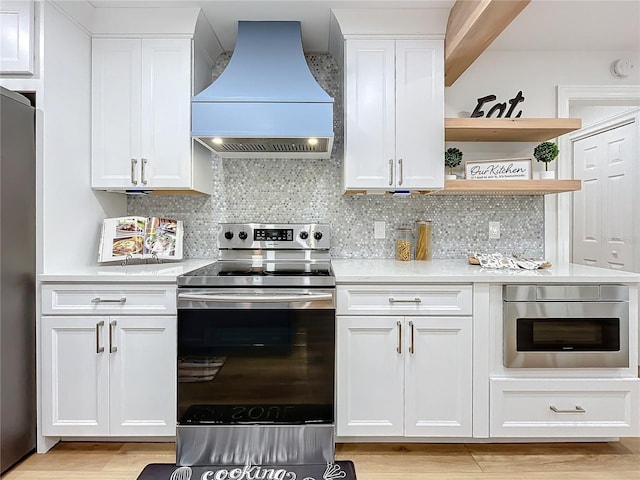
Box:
[0, 86, 37, 473]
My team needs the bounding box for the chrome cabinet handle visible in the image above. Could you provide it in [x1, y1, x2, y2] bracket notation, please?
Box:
[397, 321, 402, 354]
[389, 159, 394, 186]
[550, 405, 586, 414]
[389, 297, 422, 304]
[130, 158, 138, 185]
[91, 297, 127, 304]
[109, 320, 118, 353]
[96, 321, 105, 353]
[398, 158, 403, 186]
[409, 320, 415, 354]
[141, 158, 148, 185]
[612, 251, 618, 258]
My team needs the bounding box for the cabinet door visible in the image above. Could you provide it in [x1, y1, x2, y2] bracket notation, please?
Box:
[343, 40, 396, 190]
[41, 316, 110, 436]
[336, 316, 404, 436]
[91, 38, 142, 189]
[109, 316, 176, 435]
[404, 316, 472, 436]
[140, 39, 192, 189]
[395, 40, 444, 190]
[0, 0, 34, 74]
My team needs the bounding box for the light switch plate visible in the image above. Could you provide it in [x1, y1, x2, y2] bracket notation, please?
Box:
[374, 221, 386, 239]
[489, 221, 500, 240]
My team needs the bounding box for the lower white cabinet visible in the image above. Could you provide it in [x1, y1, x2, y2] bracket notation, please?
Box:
[336, 315, 472, 437]
[40, 285, 177, 436]
[490, 378, 640, 438]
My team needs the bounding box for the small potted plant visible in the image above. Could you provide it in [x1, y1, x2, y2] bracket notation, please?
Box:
[533, 141, 559, 179]
[444, 147, 463, 180]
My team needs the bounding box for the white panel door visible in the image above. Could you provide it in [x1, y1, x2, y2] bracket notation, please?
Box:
[140, 39, 192, 189]
[601, 122, 636, 270]
[109, 316, 177, 435]
[91, 38, 142, 189]
[573, 134, 602, 267]
[41, 316, 109, 436]
[395, 40, 444, 190]
[404, 317, 472, 437]
[343, 40, 396, 190]
[336, 316, 404, 436]
[573, 120, 637, 271]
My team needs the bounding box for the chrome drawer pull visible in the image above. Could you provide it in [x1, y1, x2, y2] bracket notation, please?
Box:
[96, 321, 105, 353]
[91, 297, 127, 304]
[550, 405, 586, 414]
[398, 158, 403, 186]
[141, 158, 148, 185]
[389, 297, 421, 304]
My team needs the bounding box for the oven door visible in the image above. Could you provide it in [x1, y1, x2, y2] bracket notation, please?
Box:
[176, 288, 335, 426]
[504, 301, 629, 368]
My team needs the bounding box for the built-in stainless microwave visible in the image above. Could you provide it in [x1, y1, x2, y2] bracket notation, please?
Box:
[503, 284, 629, 368]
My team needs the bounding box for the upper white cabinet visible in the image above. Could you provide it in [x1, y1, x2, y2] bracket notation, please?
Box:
[0, 0, 35, 74]
[91, 38, 212, 194]
[343, 39, 444, 193]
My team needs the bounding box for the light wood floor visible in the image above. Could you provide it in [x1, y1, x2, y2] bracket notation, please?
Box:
[2, 439, 639, 480]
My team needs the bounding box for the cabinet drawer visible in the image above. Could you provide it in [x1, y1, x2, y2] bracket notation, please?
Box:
[490, 378, 640, 437]
[337, 284, 472, 316]
[42, 284, 176, 315]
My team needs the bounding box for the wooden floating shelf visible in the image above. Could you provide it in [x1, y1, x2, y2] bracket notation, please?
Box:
[445, 118, 582, 142]
[432, 179, 582, 195]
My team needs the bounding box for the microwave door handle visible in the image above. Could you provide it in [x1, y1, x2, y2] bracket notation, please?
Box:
[177, 293, 333, 303]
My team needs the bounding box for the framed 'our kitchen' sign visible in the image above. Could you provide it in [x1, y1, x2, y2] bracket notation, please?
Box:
[464, 158, 532, 180]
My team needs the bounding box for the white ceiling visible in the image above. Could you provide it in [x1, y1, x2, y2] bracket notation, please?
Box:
[80, 0, 640, 53]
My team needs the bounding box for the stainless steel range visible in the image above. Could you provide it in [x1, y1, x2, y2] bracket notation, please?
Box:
[176, 223, 335, 466]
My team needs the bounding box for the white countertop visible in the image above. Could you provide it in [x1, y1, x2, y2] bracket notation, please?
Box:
[331, 259, 640, 284]
[37, 259, 213, 283]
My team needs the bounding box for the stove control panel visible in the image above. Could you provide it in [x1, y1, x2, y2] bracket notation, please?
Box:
[219, 223, 330, 250]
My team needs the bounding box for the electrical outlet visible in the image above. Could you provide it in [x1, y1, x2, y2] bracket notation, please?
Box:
[374, 221, 386, 239]
[489, 221, 500, 240]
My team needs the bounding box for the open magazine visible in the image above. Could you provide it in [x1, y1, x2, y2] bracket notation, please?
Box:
[98, 216, 183, 263]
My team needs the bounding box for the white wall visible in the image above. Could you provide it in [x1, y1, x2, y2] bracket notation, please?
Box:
[40, 2, 124, 272]
[445, 50, 640, 118]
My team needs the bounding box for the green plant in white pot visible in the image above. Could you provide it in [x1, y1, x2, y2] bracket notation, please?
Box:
[533, 141, 559, 179]
[444, 147, 463, 180]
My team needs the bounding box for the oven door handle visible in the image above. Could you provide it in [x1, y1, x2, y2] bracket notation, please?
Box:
[177, 293, 334, 303]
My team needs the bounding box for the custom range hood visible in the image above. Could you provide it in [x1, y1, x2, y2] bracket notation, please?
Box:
[192, 21, 334, 159]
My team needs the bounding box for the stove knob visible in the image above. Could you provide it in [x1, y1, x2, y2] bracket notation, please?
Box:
[238, 231, 248, 240]
[299, 231, 309, 240]
[224, 231, 234, 240]
[314, 231, 323, 240]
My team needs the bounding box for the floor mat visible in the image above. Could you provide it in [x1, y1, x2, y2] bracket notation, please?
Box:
[137, 461, 356, 480]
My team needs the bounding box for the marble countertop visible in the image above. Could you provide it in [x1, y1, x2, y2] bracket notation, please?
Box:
[38, 258, 640, 285]
[331, 259, 640, 284]
[37, 259, 213, 283]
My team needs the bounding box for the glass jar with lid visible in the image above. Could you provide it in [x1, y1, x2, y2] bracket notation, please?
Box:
[395, 227, 412, 261]
[415, 220, 432, 261]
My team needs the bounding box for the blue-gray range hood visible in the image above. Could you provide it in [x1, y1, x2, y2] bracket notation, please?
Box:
[192, 21, 334, 159]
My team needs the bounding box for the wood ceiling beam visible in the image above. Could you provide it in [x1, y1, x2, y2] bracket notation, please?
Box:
[445, 0, 531, 86]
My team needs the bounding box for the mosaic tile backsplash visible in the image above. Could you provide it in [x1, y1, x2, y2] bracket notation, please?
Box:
[128, 53, 544, 260]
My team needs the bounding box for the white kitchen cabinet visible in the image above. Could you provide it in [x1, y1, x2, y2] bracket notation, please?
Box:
[336, 285, 472, 437]
[343, 39, 444, 192]
[41, 284, 177, 437]
[490, 378, 640, 438]
[0, 0, 34, 74]
[91, 38, 212, 194]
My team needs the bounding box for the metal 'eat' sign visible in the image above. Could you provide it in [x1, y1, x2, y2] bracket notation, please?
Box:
[471, 91, 525, 118]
